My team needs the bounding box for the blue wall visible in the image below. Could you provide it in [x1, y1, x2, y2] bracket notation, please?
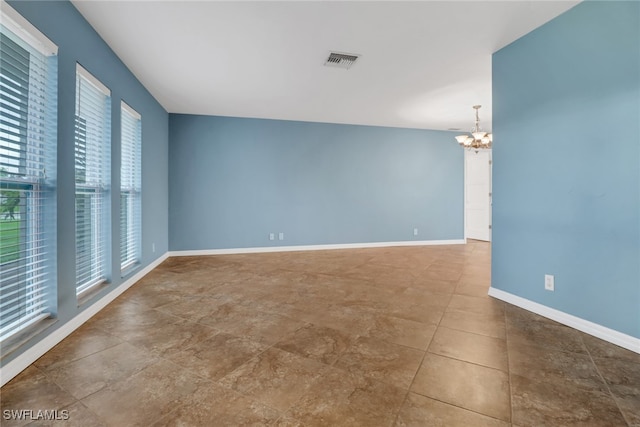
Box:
[169, 115, 463, 251]
[492, 1, 640, 338]
[3, 1, 169, 364]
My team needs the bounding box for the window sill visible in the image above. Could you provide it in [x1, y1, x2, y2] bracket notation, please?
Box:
[77, 280, 110, 307]
[121, 261, 141, 279]
[1, 317, 57, 361]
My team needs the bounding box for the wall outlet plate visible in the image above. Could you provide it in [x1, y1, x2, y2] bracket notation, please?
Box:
[545, 274, 554, 291]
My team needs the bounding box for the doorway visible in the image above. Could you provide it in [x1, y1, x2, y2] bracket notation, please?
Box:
[464, 149, 492, 241]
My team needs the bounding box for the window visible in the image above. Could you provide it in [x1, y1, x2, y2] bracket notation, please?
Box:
[120, 102, 141, 272]
[0, 3, 57, 344]
[75, 65, 110, 297]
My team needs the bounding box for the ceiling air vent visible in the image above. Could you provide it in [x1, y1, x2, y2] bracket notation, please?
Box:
[324, 52, 359, 70]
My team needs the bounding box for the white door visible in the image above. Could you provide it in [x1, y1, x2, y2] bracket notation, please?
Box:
[465, 149, 492, 241]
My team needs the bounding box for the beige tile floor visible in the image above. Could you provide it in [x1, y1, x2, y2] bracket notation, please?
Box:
[2, 241, 639, 426]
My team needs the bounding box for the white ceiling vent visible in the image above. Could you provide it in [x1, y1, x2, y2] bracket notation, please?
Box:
[324, 52, 359, 70]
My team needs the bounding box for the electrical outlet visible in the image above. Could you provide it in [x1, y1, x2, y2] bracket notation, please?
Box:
[413, 228, 418, 236]
[152, 243, 155, 253]
[545, 274, 554, 291]
[269, 233, 275, 241]
[278, 232, 284, 241]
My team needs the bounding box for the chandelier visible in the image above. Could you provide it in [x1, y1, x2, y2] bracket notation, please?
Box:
[455, 105, 492, 149]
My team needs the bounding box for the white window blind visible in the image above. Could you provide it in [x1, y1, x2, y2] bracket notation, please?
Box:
[0, 2, 57, 344]
[75, 64, 110, 297]
[120, 102, 141, 272]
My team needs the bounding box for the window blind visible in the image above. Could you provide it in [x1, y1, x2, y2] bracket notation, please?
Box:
[0, 4, 57, 344]
[75, 65, 110, 296]
[120, 102, 141, 272]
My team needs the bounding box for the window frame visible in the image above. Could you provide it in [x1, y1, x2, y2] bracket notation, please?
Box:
[120, 101, 141, 274]
[0, 0, 58, 346]
[74, 64, 111, 298]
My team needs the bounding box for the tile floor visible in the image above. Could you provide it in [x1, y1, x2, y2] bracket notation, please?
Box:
[1, 241, 639, 426]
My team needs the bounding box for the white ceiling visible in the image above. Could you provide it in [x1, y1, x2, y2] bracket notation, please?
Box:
[71, 1, 579, 131]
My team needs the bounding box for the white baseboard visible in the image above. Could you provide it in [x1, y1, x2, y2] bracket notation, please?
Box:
[168, 239, 466, 257]
[0, 253, 169, 387]
[488, 287, 640, 354]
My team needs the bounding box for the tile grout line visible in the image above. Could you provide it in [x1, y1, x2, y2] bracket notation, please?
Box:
[425, 349, 509, 374]
[391, 284, 456, 426]
[581, 334, 632, 427]
[434, 321, 505, 342]
[31, 326, 124, 374]
[407, 392, 511, 424]
[204, 321, 325, 421]
[139, 355, 282, 425]
[10, 365, 83, 423]
[394, 243, 510, 425]
[504, 298, 514, 426]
